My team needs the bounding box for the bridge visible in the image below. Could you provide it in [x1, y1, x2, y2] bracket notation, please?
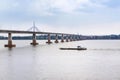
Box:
[0, 23, 81, 48]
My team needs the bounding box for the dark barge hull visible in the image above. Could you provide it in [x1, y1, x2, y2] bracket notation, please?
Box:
[60, 48, 87, 50]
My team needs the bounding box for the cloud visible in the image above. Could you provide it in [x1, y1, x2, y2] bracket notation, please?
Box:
[27, 0, 120, 16]
[0, 0, 12, 11]
[1, 0, 120, 15]
[0, 0, 117, 16]
[28, 0, 88, 15]
[103, 0, 120, 8]
[0, 0, 120, 35]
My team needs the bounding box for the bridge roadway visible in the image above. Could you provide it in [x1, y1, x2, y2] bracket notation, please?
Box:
[0, 29, 74, 35]
[0, 29, 80, 48]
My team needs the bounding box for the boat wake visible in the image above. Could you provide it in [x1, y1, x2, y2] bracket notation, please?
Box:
[90, 48, 120, 51]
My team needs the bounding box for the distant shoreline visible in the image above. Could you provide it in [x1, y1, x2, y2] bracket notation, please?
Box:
[0, 34, 120, 40]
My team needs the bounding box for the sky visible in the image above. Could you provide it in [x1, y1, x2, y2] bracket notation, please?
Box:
[0, 0, 120, 35]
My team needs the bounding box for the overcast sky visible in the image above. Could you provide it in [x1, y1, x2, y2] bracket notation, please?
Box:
[0, 0, 120, 35]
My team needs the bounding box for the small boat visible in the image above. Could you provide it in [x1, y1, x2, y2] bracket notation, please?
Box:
[60, 46, 87, 50]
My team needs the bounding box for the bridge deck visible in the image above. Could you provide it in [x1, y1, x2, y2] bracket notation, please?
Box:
[0, 30, 73, 35]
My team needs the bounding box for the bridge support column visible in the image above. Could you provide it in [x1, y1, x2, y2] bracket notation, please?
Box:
[31, 33, 38, 46]
[77, 35, 80, 41]
[46, 34, 52, 44]
[66, 35, 69, 42]
[75, 36, 78, 41]
[72, 35, 75, 41]
[79, 35, 81, 40]
[55, 34, 59, 43]
[5, 33, 16, 48]
[73, 35, 76, 41]
[70, 35, 73, 41]
[61, 34, 64, 42]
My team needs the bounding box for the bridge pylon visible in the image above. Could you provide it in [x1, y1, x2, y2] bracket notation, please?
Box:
[29, 22, 39, 46]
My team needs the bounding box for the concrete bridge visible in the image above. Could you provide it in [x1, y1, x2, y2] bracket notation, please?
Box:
[0, 29, 81, 48]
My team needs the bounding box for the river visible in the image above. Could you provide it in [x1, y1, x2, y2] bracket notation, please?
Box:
[0, 40, 120, 80]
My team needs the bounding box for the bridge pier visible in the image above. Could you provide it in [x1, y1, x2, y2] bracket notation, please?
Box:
[5, 33, 16, 48]
[79, 35, 81, 40]
[66, 35, 69, 42]
[73, 35, 76, 41]
[31, 33, 38, 46]
[61, 34, 64, 42]
[77, 35, 80, 41]
[70, 35, 73, 41]
[75, 35, 78, 41]
[55, 34, 59, 43]
[46, 34, 52, 44]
